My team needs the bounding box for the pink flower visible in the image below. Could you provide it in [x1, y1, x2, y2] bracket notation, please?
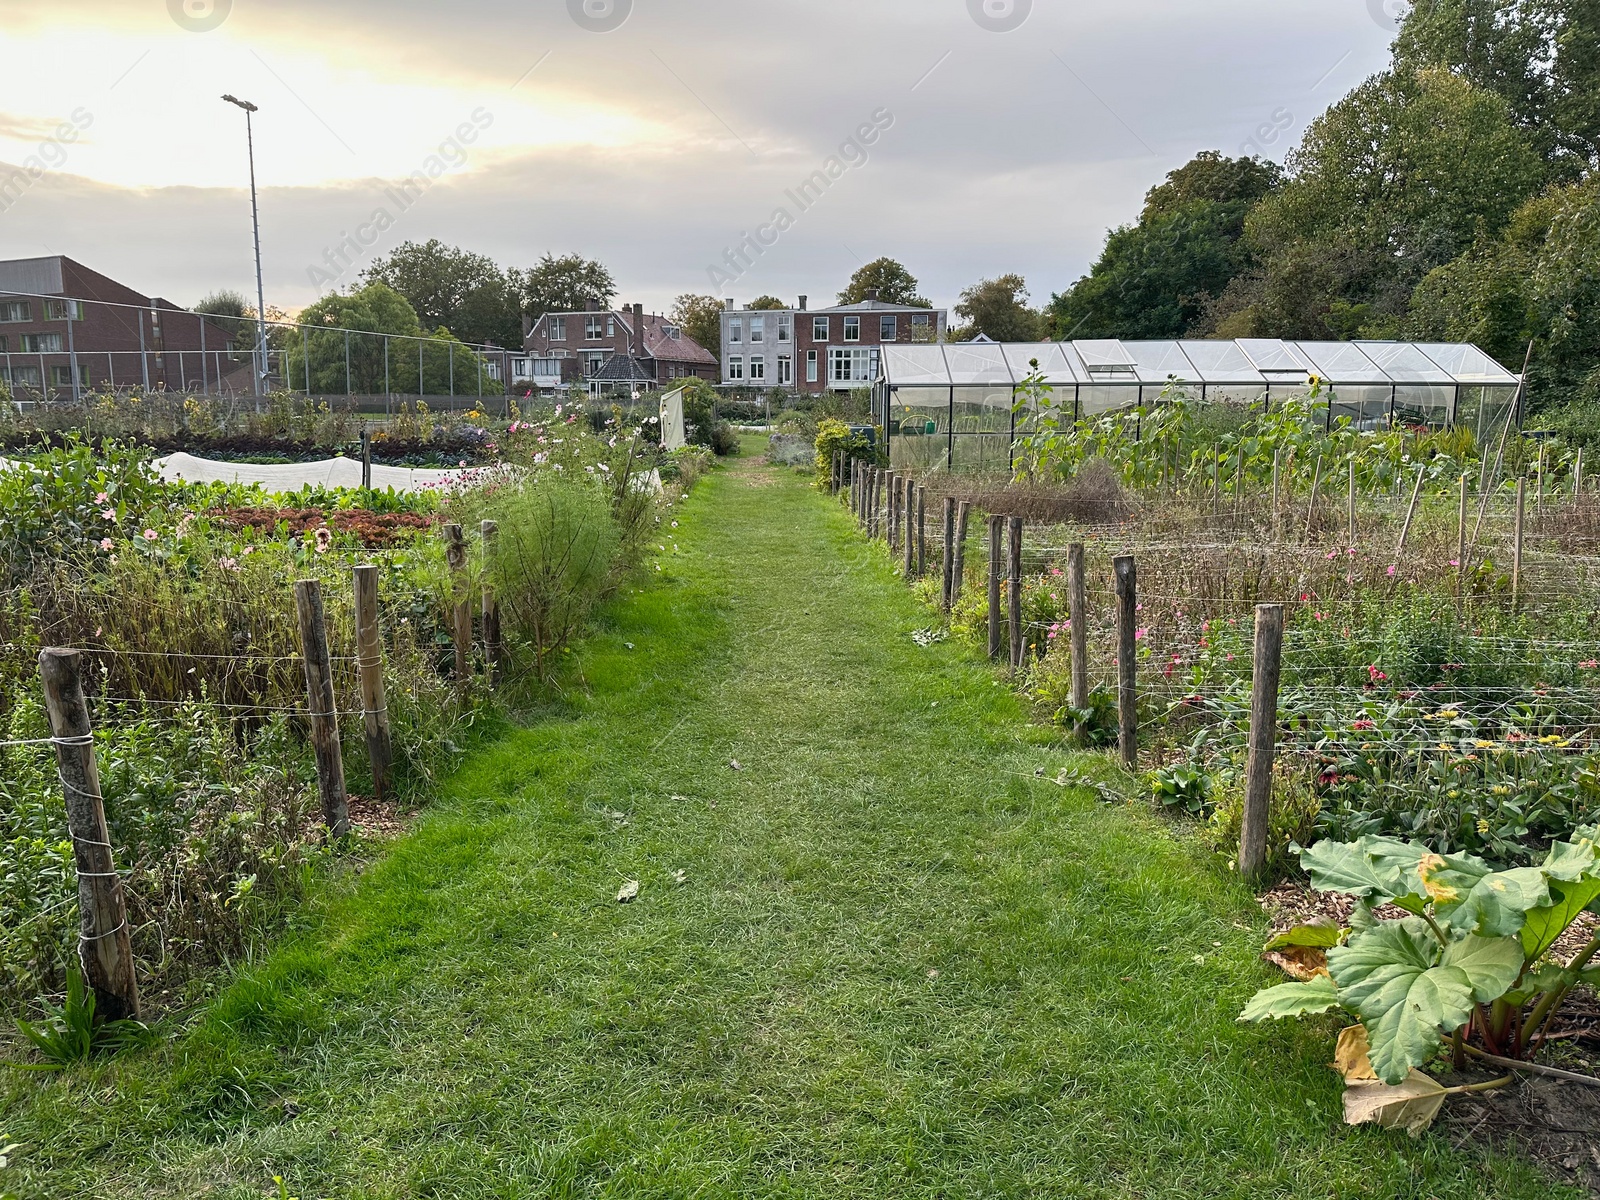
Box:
[1134, 627, 1147, 641]
[1449, 559, 1460, 568]
[1386, 565, 1397, 577]
[1352, 719, 1376, 731]
[142, 529, 158, 541]
[96, 492, 109, 503]
[314, 528, 332, 553]
[100, 508, 116, 521]
[98, 537, 113, 551]
[1581, 660, 1599, 669]
[1326, 550, 1338, 559]
[1313, 611, 1325, 621]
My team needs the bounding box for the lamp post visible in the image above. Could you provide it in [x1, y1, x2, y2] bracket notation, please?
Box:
[222, 94, 269, 397]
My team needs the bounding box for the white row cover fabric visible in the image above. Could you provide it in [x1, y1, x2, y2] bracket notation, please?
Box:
[659, 387, 686, 451]
[152, 452, 475, 492]
[880, 339, 1520, 389]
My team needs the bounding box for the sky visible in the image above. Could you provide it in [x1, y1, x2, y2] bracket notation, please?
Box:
[0, 0, 1407, 317]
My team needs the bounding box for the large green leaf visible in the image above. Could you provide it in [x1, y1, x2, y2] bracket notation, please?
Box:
[1521, 876, 1600, 960]
[1239, 975, 1342, 1022]
[1298, 837, 1429, 910]
[1328, 919, 1475, 1084]
[1263, 919, 1342, 952]
[1438, 867, 1551, 938]
[1540, 834, 1597, 883]
[1438, 934, 1524, 1002]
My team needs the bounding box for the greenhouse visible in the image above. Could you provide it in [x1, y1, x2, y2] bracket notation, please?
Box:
[875, 338, 1522, 473]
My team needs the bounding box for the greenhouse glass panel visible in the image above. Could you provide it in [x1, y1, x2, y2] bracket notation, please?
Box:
[889, 385, 950, 471]
[1002, 342, 1080, 385]
[882, 344, 952, 387]
[951, 434, 1013, 474]
[1327, 384, 1392, 431]
[1123, 340, 1200, 386]
[1359, 342, 1453, 383]
[1238, 339, 1312, 375]
[1413, 343, 1519, 384]
[1177, 340, 1266, 384]
[1392, 384, 1455, 428]
[1079, 382, 1138, 416]
[1293, 342, 1389, 383]
[1204, 383, 1268, 405]
[951, 385, 1013, 435]
[944, 342, 1014, 385]
[1073, 339, 1137, 370]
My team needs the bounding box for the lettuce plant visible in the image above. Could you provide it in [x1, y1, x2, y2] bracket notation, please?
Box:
[1241, 827, 1600, 1084]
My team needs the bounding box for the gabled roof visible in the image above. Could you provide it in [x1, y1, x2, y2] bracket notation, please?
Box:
[632, 312, 718, 366]
[590, 353, 654, 382]
[815, 299, 942, 313]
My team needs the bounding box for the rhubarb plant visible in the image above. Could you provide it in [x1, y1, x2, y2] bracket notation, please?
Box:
[1241, 826, 1600, 1085]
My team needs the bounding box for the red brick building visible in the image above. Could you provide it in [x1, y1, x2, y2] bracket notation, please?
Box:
[518, 300, 718, 393]
[0, 255, 242, 399]
[720, 291, 947, 394]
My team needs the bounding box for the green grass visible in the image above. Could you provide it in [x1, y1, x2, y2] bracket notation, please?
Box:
[2, 457, 1574, 1199]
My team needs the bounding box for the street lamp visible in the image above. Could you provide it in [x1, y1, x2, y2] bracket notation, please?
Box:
[222, 94, 269, 396]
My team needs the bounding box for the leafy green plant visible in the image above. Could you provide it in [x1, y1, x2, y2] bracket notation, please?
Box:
[1242, 826, 1600, 1086]
[1055, 687, 1120, 749]
[813, 418, 875, 488]
[1149, 757, 1214, 816]
[12, 962, 155, 1070]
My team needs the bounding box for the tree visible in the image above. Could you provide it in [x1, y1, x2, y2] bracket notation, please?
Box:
[361, 239, 520, 348]
[194, 289, 250, 340]
[282, 282, 492, 397]
[837, 258, 930, 307]
[954, 275, 1042, 342]
[747, 295, 787, 310]
[1140, 151, 1281, 222]
[516, 253, 617, 322]
[669, 294, 724, 361]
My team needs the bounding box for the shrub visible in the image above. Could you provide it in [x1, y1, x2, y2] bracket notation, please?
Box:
[813, 418, 875, 488]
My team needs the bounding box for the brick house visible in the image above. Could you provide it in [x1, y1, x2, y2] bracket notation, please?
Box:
[719, 291, 947, 394]
[518, 300, 718, 394]
[0, 255, 242, 399]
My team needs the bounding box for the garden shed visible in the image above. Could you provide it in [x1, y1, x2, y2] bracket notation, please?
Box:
[875, 338, 1522, 473]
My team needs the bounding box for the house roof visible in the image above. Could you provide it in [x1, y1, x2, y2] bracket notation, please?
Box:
[590, 353, 655, 382]
[814, 299, 942, 314]
[633, 312, 718, 366]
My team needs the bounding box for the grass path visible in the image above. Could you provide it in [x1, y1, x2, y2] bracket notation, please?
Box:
[7, 456, 1571, 1199]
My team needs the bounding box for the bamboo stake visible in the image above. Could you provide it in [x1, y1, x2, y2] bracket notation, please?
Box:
[1393, 464, 1426, 570]
[1347, 459, 1356, 547]
[1511, 477, 1525, 613]
[1304, 455, 1324, 539]
[1456, 474, 1469, 621]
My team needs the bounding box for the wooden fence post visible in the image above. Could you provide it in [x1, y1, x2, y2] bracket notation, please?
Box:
[987, 515, 1003, 660]
[443, 523, 472, 684]
[1114, 554, 1137, 768]
[352, 564, 393, 805]
[1239, 603, 1284, 880]
[1456, 474, 1469, 620]
[951, 501, 971, 604]
[1512, 476, 1526, 613]
[902, 478, 916, 577]
[1067, 543, 1088, 712]
[832, 450, 842, 495]
[940, 496, 956, 611]
[916, 486, 927, 578]
[888, 472, 900, 552]
[360, 426, 373, 490]
[866, 467, 877, 537]
[37, 648, 140, 1021]
[294, 579, 350, 839]
[480, 519, 502, 684]
[1007, 516, 1024, 669]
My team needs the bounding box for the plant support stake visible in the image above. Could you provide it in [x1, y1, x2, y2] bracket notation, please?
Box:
[1007, 516, 1023, 670]
[352, 564, 393, 805]
[987, 515, 1003, 661]
[1067, 543, 1088, 712]
[294, 580, 350, 839]
[1239, 604, 1284, 880]
[1114, 555, 1137, 768]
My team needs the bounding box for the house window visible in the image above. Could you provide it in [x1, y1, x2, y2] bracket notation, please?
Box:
[829, 347, 873, 384]
[750, 316, 764, 343]
[0, 336, 6, 353]
[511, 358, 533, 381]
[585, 316, 604, 340]
[880, 315, 896, 340]
[50, 364, 81, 386]
[20, 333, 62, 353]
[728, 355, 744, 380]
[44, 300, 83, 321]
[750, 355, 766, 381]
[778, 354, 792, 384]
[586, 352, 607, 374]
[777, 315, 791, 342]
[533, 359, 561, 379]
[607, 317, 616, 337]
[548, 316, 567, 341]
[0, 301, 30, 322]
[663, 324, 680, 339]
[843, 316, 860, 342]
[729, 317, 742, 344]
[811, 315, 827, 341]
[910, 312, 933, 342]
[5, 365, 41, 388]
[806, 349, 818, 383]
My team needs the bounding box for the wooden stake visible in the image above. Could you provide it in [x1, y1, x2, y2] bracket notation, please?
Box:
[1211, 453, 1220, 514]
[1347, 458, 1357, 547]
[1576, 447, 1584, 499]
[951, 501, 971, 604]
[294, 579, 349, 839]
[902, 478, 916, 578]
[1007, 516, 1024, 669]
[1456, 474, 1469, 620]
[1393, 464, 1426, 570]
[1067, 542, 1088, 712]
[916, 485, 927, 578]
[1271, 446, 1281, 526]
[888, 472, 900, 552]
[1304, 455, 1324, 539]
[352, 564, 393, 805]
[37, 648, 140, 1021]
[987, 515, 1003, 661]
[480, 519, 502, 684]
[940, 496, 956, 611]
[1234, 442, 1245, 514]
[360, 426, 373, 490]
[1114, 555, 1137, 768]
[443, 523, 472, 684]
[1238, 603, 1284, 880]
[1512, 476, 1526, 613]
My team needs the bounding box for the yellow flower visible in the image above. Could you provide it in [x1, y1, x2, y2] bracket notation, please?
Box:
[1437, 743, 1453, 752]
[1490, 785, 1511, 797]
[1538, 734, 1562, 745]
[1434, 709, 1460, 720]
[1477, 818, 1491, 834]
[1473, 740, 1495, 749]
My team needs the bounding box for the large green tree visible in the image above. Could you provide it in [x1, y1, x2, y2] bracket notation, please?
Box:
[837, 258, 930, 306]
[516, 253, 617, 322]
[1048, 152, 1279, 339]
[954, 274, 1042, 342]
[283, 282, 492, 397]
[361, 240, 521, 348]
[669, 294, 724, 361]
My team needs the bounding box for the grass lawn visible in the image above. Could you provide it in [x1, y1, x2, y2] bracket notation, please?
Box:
[2, 452, 1575, 1199]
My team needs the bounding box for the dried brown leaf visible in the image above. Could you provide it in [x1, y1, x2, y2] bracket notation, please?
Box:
[1332, 1024, 1377, 1082]
[1262, 945, 1330, 981]
[1341, 1071, 1449, 1137]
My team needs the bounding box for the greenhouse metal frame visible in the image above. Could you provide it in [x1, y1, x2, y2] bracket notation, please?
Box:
[874, 337, 1523, 474]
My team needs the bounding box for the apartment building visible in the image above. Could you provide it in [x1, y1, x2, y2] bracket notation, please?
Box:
[719, 291, 946, 393]
[520, 299, 718, 392]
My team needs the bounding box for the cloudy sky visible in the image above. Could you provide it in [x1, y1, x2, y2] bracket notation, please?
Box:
[0, 0, 1404, 315]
